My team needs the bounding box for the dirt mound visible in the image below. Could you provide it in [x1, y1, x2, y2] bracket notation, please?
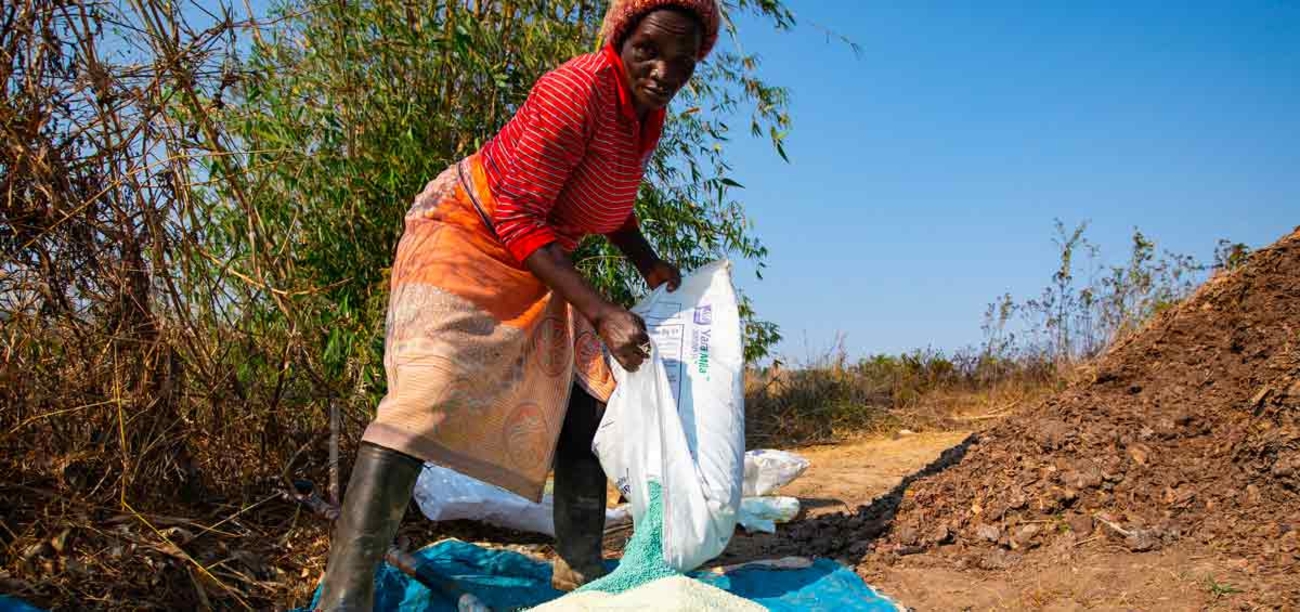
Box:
[793, 228, 1300, 582]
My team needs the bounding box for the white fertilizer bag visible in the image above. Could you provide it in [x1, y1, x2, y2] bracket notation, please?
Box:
[412, 464, 630, 537]
[592, 260, 746, 572]
[742, 449, 810, 497]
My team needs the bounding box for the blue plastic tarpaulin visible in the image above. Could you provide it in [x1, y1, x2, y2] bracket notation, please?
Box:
[0, 596, 43, 612]
[300, 539, 903, 611]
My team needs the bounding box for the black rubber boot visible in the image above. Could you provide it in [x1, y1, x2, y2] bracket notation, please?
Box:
[551, 385, 610, 591]
[315, 442, 422, 611]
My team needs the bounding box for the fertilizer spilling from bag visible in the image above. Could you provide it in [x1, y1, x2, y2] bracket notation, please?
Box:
[538, 261, 749, 609]
[576, 482, 676, 594]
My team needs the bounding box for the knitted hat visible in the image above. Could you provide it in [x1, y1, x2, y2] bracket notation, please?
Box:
[599, 0, 722, 60]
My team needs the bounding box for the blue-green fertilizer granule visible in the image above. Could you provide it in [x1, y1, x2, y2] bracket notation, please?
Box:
[576, 481, 678, 595]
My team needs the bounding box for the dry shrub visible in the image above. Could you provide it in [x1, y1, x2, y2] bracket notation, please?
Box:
[744, 342, 1058, 447]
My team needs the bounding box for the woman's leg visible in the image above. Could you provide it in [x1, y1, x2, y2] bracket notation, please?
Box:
[551, 384, 609, 591]
[315, 442, 423, 611]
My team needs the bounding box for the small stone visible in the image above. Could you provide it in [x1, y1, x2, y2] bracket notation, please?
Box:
[929, 525, 952, 545]
[1067, 514, 1094, 536]
[976, 524, 1001, 542]
[977, 548, 1019, 570]
[1014, 524, 1042, 548]
[1125, 530, 1161, 552]
[1246, 484, 1261, 505]
[1128, 445, 1150, 466]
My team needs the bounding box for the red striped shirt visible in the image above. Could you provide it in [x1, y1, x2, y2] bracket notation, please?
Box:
[481, 46, 666, 264]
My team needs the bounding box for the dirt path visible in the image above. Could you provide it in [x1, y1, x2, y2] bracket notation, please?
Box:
[762, 431, 974, 519]
[712, 431, 970, 566]
[720, 431, 1281, 611]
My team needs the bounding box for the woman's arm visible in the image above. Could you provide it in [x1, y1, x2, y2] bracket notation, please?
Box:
[525, 244, 651, 371]
[488, 67, 654, 370]
[608, 225, 681, 291]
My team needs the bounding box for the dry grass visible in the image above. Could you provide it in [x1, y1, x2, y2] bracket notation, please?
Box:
[744, 351, 1059, 448]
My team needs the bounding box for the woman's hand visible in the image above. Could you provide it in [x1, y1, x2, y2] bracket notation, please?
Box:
[643, 259, 681, 292]
[607, 227, 679, 292]
[596, 306, 651, 372]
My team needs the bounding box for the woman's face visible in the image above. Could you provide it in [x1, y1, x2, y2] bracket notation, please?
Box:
[619, 9, 702, 114]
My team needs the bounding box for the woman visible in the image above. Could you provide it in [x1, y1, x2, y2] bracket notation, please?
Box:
[314, 1, 721, 609]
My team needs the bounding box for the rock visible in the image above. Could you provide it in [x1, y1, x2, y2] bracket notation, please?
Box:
[1124, 530, 1161, 552]
[976, 523, 1001, 542]
[894, 526, 919, 547]
[977, 548, 1020, 570]
[1128, 444, 1150, 466]
[1013, 524, 1043, 549]
[929, 525, 952, 545]
[1067, 514, 1094, 536]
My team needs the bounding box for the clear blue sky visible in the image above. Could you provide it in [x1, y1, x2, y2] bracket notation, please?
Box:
[720, 0, 1299, 361]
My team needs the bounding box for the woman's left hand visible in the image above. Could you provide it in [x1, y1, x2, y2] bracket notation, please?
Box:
[643, 259, 681, 292]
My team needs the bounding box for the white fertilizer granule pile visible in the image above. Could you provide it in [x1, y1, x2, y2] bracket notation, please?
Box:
[532, 575, 765, 612]
[537, 480, 761, 610]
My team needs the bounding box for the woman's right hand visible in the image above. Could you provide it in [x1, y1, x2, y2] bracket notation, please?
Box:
[596, 306, 651, 372]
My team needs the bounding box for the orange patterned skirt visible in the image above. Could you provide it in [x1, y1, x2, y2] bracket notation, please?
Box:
[361, 155, 614, 502]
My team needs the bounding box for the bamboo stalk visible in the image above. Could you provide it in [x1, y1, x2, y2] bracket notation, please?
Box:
[329, 399, 340, 507]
